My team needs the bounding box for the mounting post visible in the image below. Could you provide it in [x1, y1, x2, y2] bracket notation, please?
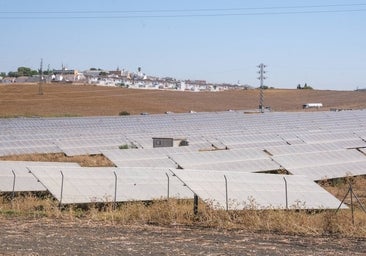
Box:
[59, 171, 64, 209]
[224, 175, 229, 211]
[113, 171, 118, 209]
[283, 177, 288, 210]
[350, 183, 354, 225]
[193, 194, 199, 215]
[165, 173, 170, 200]
[11, 170, 16, 200]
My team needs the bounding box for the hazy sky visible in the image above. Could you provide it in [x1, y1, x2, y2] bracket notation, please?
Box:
[1, 0, 365, 90]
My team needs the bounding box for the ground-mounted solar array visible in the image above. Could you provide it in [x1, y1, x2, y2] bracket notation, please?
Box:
[1, 110, 366, 209]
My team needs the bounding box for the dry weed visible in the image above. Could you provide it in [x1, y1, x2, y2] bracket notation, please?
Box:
[2, 194, 366, 237]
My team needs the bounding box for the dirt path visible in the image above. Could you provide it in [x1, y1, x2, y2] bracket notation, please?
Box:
[1, 219, 365, 255]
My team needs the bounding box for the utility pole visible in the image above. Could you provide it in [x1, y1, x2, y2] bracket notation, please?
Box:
[38, 58, 44, 95]
[257, 63, 267, 113]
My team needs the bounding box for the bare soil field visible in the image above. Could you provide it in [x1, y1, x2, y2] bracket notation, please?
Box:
[0, 83, 365, 117]
[1, 83, 366, 255]
[1, 218, 366, 256]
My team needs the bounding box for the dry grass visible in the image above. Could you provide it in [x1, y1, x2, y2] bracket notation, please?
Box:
[0, 83, 366, 117]
[1, 153, 366, 237]
[0, 153, 115, 167]
[2, 177, 366, 238]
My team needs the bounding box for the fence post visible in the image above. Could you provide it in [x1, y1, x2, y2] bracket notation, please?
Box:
[283, 177, 288, 210]
[350, 183, 354, 226]
[59, 171, 64, 209]
[224, 175, 228, 211]
[193, 194, 199, 215]
[11, 170, 16, 200]
[113, 171, 118, 210]
[165, 173, 170, 200]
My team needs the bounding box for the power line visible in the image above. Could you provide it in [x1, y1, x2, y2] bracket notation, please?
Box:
[1, 3, 366, 14]
[1, 9, 365, 20]
[1, 4, 366, 19]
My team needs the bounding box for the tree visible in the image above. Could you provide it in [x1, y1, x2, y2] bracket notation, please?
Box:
[8, 71, 18, 77]
[0, 72, 6, 77]
[303, 83, 313, 90]
[17, 67, 38, 76]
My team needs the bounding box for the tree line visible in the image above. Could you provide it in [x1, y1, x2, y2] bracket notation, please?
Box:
[0, 67, 54, 78]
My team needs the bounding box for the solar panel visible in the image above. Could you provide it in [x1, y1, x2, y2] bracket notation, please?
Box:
[112, 158, 177, 168]
[298, 132, 361, 144]
[171, 169, 346, 210]
[170, 159, 281, 173]
[28, 167, 192, 204]
[0, 161, 79, 192]
[169, 148, 269, 168]
[265, 141, 362, 156]
[272, 149, 366, 169]
[287, 161, 366, 181]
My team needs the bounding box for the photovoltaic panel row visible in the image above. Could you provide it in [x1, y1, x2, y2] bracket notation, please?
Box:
[0, 161, 80, 192]
[1, 110, 366, 159]
[176, 158, 281, 173]
[28, 167, 192, 204]
[56, 137, 129, 156]
[226, 140, 290, 150]
[169, 148, 269, 169]
[298, 132, 362, 144]
[112, 158, 178, 168]
[287, 161, 366, 181]
[272, 149, 366, 169]
[171, 169, 346, 210]
[217, 134, 285, 146]
[266, 140, 366, 156]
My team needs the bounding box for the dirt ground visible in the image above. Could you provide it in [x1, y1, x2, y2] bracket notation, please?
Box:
[1, 218, 366, 256]
[0, 83, 366, 117]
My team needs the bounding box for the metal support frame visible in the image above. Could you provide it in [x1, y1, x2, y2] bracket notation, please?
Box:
[336, 183, 366, 225]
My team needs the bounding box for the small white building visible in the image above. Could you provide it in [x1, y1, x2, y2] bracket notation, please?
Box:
[303, 103, 323, 109]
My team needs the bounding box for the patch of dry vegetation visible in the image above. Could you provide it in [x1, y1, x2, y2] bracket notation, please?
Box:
[1, 177, 366, 238]
[0, 153, 115, 167]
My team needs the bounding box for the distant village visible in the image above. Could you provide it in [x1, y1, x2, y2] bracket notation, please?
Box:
[0, 66, 253, 92]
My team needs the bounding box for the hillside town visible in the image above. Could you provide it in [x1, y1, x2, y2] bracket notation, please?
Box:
[0, 66, 252, 92]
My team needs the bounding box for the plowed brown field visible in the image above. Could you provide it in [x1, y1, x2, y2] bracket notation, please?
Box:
[1, 83, 365, 117]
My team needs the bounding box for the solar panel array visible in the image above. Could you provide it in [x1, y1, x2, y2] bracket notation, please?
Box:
[28, 166, 192, 204]
[171, 169, 346, 210]
[1, 110, 366, 209]
[0, 161, 80, 192]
